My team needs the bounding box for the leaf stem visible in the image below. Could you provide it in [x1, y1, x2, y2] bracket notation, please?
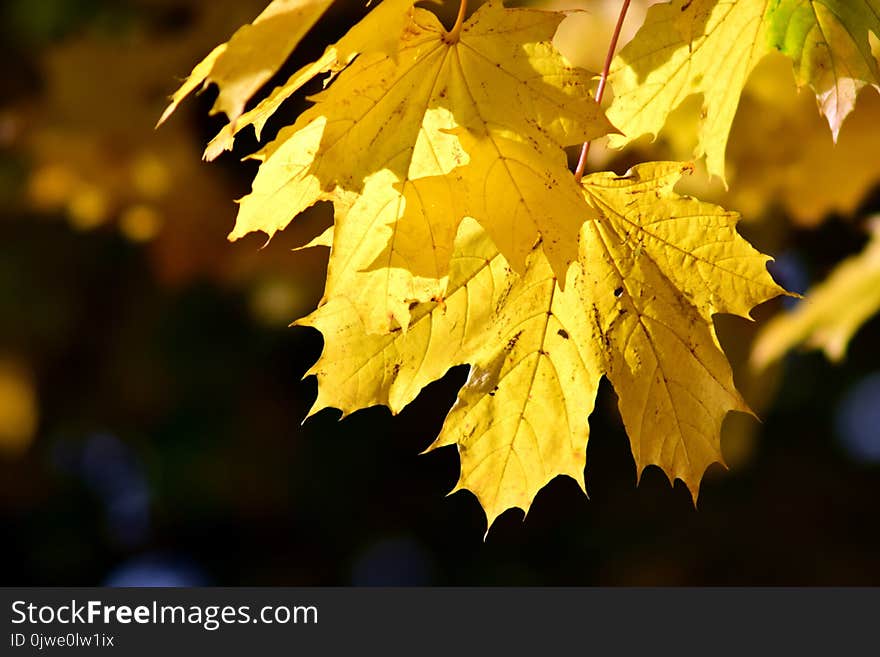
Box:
[573, 0, 632, 183]
[445, 0, 468, 44]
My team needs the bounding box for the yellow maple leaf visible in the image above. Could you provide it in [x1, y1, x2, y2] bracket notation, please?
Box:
[239, 108, 467, 332]
[752, 218, 880, 367]
[232, 0, 613, 286]
[577, 163, 783, 497]
[319, 171, 455, 333]
[766, 0, 880, 139]
[606, 0, 880, 181]
[591, 51, 880, 226]
[430, 237, 601, 526]
[300, 162, 786, 530]
[297, 218, 506, 416]
[607, 0, 771, 181]
[230, 118, 328, 241]
[391, 129, 593, 285]
[159, 0, 335, 126]
[299, 216, 602, 526]
[163, 1, 795, 528]
[203, 0, 421, 160]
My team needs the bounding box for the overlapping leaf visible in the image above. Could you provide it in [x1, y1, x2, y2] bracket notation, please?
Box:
[753, 219, 880, 366]
[607, 0, 880, 180]
[577, 164, 783, 497]
[302, 163, 785, 528]
[158, 0, 335, 126]
[203, 0, 421, 160]
[766, 0, 880, 138]
[607, 0, 771, 181]
[231, 0, 612, 330]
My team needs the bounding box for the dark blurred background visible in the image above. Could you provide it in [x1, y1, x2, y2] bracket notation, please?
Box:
[1, 0, 879, 586]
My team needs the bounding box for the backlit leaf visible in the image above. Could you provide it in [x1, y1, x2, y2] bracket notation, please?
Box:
[766, 0, 880, 138]
[302, 162, 786, 528]
[203, 0, 421, 160]
[159, 0, 335, 126]
[752, 219, 880, 366]
[607, 0, 880, 180]
[231, 0, 613, 282]
[607, 0, 771, 181]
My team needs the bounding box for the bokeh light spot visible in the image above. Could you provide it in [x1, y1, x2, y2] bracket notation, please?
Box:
[130, 153, 171, 199]
[67, 184, 109, 229]
[104, 554, 206, 587]
[834, 372, 880, 464]
[0, 360, 38, 455]
[249, 277, 306, 327]
[120, 204, 163, 242]
[28, 164, 78, 210]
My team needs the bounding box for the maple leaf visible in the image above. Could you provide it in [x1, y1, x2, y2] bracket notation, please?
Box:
[390, 129, 593, 286]
[203, 0, 421, 161]
[752, 219, 880, 367]
[297, 218, 504, 417]
[231, 0, 613, 290]
[317, 170, 457, 334]
[158, 0, 335, 127]
[597, 51, 880, 226]
[607, 0, 772, 181]
[300, 162, 786, 529]
[606, 0, 880, 180]
[575, 163, 784, 496]
[766, 0, 880, 139]
[299, 216, 604, 525]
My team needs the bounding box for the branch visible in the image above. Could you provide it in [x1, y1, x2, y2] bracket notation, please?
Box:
[573, 0, 632, 183]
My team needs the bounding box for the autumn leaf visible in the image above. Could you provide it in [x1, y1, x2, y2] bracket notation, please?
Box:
[576, 163, 783, 496]
[430, 233, 600, 524]
[607, 0, 772, 181]
[300, 162, 785, 529]
[230, 118, 328, 242]
[299, 215, 603, 525]
[752, 218, 880, 367]
[203, 0, 421, 160]
[606, 0, 880, 180]
[231, 0, 613, 287]
[592, 51, 880, 226]
[390, 129, 593, 285]
[297, 218, 505, 417]
[318, 170, 455, 334]
[158, 0, 335, 126]
[766, 0, 880, 139]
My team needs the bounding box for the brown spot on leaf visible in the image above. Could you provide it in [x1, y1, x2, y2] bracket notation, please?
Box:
[506, 330, 523, 352]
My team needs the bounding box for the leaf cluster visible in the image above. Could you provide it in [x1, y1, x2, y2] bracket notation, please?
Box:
[162, 0, 880, 529]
